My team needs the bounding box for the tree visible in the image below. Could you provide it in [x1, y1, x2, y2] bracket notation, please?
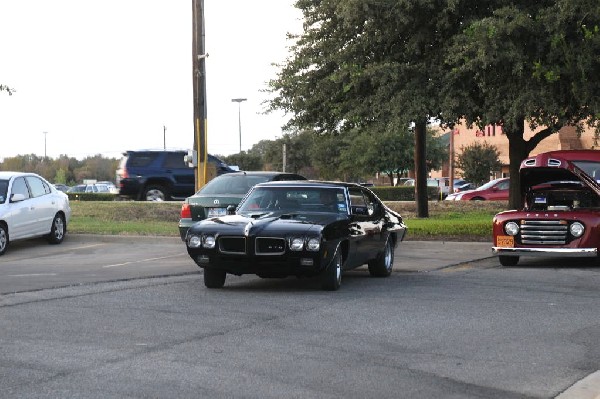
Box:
[455, 142, 502, 186]
[0, 84, 15, 95]
[221, 152, 263, 171]
[268, 0, 501, 216]
[442, 0, 600, 208]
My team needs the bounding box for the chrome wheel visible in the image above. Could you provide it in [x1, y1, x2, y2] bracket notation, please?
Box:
[47, 214, 66, 244]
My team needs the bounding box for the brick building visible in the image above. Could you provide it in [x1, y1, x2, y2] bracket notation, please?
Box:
[431, 122, 600, 180]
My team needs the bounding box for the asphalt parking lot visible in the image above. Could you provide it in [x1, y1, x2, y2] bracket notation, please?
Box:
[1, 235, 599, 398]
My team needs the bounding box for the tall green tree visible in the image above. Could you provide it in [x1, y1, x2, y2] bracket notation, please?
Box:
[443, 0, 600, 208]
[455, 142, 502, 186]
[268, 0, 500, 216]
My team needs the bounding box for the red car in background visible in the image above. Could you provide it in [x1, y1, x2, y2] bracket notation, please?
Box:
[493, 150, 600, 266]
[445, 177, 509, 201]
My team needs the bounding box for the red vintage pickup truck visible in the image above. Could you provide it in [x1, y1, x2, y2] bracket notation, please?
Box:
[492, 149, 600, 266]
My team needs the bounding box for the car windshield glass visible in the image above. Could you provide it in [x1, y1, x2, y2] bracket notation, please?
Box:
[198, 175, 272, 195]
[476, 179, 503, 190]
[0, 179, 7, 203]
[238, 186, 347, 213]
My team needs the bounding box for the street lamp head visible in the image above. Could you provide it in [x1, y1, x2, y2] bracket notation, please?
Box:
[231, 98, 247, 103]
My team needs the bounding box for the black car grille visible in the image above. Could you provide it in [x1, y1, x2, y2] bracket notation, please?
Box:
[520, 220, 568, 245]
[218, 237, 246, 254]
[217, 236, 287, 255]
[255, 237, 286, 255]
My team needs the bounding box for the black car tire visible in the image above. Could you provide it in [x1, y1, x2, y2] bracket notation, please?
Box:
[204, 268, 226, 288]
[321, 250, 342, 291]
[499, 255, 519, 266]
[46, 214, 66, 245]
[144, 185, 168, 201]
[368, 238, 394, 277]
[0, 224, 8, 256]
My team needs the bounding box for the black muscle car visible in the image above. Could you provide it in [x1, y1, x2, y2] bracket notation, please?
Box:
[185, 181, 407, 290]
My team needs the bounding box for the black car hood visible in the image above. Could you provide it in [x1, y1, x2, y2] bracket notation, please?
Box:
[189, 211, 347, 236]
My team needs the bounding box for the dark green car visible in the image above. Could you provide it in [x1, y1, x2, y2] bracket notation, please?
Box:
[178, 171, 306, 240]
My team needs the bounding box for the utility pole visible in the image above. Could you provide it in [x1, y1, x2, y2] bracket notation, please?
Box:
[43, 131, 48, 159]
[192, 0, 208, 190]
[163, 125, 166, 150]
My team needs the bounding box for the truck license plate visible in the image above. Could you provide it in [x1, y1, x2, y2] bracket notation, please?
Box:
[496, 235, 514, 247]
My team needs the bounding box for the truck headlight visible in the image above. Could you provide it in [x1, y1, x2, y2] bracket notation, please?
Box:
[570, 222, 584, 238]
[505, 222, 519, 236]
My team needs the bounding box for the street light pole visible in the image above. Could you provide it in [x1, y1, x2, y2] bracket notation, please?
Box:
[231, 98, 247, 153]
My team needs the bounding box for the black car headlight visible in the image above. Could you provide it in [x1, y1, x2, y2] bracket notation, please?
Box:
[187, 234, 216, 249]
[306, 237, 320, 251]
[187, 234, 202, 248]
[289, 236, 321, 251]
[290, 237, 304, 251]
[203, 235, 216, 249]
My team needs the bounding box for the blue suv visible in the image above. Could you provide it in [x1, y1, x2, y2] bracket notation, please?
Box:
[116, 150, 235, 201]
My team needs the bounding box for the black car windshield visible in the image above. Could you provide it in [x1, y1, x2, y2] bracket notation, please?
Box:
[198, 175, 273, 195]
[0, 179, 7, 203]
[238, 186, 347, 214]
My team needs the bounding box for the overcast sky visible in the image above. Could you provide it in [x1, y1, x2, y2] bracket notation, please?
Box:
[0, 0, 302, 160]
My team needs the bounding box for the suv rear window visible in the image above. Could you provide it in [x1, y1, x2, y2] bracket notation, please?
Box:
[127, 152, 160, 167]
[163, 152, 187, 168]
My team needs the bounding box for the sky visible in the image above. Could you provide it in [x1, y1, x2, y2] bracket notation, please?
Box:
[0, 0, 303, 160]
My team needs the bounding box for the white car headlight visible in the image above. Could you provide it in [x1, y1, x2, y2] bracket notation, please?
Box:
[290, 237, 304, 251]
[306, 238, 320, 251]
[504, 222, 519, 236]
[188, 235, 202, 248]
[570, 222, 584, 238]
[203, 235, 216, 249]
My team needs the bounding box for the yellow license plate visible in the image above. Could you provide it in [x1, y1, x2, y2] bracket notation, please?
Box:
[496, 235, 514, 247]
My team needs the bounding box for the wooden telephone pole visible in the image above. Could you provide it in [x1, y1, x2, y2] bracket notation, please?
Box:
[192, 0, 208, 190]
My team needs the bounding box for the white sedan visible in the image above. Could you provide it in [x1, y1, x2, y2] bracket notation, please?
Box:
[0, 172, 72, 255]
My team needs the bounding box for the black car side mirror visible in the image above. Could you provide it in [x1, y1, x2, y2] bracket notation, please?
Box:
[226, 205, 236, 215]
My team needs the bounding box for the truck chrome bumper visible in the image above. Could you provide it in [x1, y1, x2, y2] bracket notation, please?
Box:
[492, 247, 597, 257]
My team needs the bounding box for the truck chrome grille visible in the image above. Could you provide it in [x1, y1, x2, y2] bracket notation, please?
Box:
[520, 220, 568, 245]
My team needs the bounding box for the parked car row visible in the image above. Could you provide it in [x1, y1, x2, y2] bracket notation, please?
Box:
[402, 177, 473, 197]
[9, 148, 599, 284]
